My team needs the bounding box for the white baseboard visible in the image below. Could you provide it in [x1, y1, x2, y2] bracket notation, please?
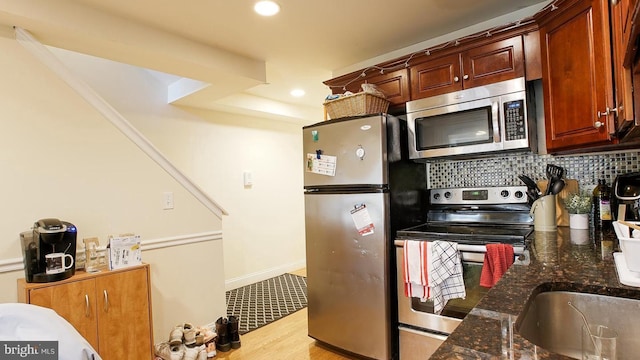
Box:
[225, 259, 306, 291]
[0, 231, 223, 274]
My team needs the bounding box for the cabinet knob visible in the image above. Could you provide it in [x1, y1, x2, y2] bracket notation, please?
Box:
[463, 74, 469, 80]
[454, 76, 459, 82]
[594, 121, 603, 128]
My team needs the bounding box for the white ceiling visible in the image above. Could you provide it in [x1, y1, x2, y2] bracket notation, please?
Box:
[0, 0, 551, 123]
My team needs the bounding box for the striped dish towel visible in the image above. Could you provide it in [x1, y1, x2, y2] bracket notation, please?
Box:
[402, 240, 430, 300]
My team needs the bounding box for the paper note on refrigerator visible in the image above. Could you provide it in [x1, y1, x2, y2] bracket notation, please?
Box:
[306, 153, 336, 176]
[350, 204, 375, 236]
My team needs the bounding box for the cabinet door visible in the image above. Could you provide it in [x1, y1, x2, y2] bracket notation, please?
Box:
[29, 279, 99, 350]
[540, 0, 615, 151]
[324, 68, 410, 107]
[343, 69, 410, 106]
[612, 0, 635, 126]
[462, 36, 525, 88]
[96, 267, 152, 360]
[410, 53, 463, 99]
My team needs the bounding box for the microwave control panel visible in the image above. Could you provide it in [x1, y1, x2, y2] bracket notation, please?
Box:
[504, 100, 525, 141]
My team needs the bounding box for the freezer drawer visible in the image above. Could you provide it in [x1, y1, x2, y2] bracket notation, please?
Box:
[305, 191, 392, 359]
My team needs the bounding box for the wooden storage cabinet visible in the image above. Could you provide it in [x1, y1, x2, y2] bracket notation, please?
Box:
[539, 0, 615, 152]
[409, 36, 525, 100]
[323, 68, 410, 109]
[18, 264, 153, 360]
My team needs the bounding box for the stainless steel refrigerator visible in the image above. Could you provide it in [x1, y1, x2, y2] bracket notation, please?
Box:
[303, 114, 426, 360]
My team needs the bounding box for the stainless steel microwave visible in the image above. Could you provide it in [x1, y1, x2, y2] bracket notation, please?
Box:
[406, 77, 536, 159]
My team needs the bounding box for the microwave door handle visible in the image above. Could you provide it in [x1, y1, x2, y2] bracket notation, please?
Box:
[491, 101, 500, 143]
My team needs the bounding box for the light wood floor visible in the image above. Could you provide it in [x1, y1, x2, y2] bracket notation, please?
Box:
[215, 269, 354, 360]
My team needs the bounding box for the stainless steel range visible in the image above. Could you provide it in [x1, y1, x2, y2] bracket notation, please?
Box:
[394, 186, 533, 359]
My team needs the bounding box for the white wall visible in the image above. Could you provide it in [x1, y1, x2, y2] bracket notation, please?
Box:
[49, 46, 308, 290]
[0, 26, 226, 344]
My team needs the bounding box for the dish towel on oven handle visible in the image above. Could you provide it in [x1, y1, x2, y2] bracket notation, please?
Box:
[429, 240, 466, 315]
[479, 243, 514, 288]
[402, 240, 431, 299]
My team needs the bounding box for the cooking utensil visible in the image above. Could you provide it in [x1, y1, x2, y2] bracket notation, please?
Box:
[550, 178, 565, 195]
[519, 175, 541, 200]
[545, 164, 565, 195]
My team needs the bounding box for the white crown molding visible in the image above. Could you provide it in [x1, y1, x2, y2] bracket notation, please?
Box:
[0, 231, 222, 274]
[14, 27, 228, 219]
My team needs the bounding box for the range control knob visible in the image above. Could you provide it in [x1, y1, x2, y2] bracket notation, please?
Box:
[433, 193, 441, 201]
[444, 191, 452, 199]
[514, 190, 524, 199]
[500, 190, 510, 198]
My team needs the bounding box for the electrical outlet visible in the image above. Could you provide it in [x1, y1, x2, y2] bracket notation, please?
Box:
[163, 192, 174, 210]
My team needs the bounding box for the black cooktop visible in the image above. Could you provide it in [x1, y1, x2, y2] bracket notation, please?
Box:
[396, 223, 533, 245]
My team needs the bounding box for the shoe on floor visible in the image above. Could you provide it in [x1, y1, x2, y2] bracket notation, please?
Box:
[228, 315, 242, 349]
[215, 317, 231, 352]
[169, 325, 183, 346]
[154, 341, 184, 360]
[183, 344, 205, 360]
[183, 322, 197, 346]
[206, 341, 217, 358]
[195, 326, 217, 345]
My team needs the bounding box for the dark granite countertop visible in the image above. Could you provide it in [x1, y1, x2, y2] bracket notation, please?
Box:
[429, 227, 640, 359]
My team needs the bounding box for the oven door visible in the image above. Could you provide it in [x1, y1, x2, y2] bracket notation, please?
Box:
[395, 243, 488, 335]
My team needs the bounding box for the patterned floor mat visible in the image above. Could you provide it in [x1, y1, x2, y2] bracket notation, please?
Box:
[226, 273, 307, 334]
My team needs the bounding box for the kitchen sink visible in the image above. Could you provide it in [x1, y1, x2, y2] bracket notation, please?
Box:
[516, 290, 640, 359]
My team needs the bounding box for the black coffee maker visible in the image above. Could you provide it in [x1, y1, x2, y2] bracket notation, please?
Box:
[21, 218, 77, 283]
[612, 172, 640, 221]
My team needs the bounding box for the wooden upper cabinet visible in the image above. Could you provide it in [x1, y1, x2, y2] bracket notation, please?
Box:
[612, 0, 636, 128]
[539, 0, 615, 152]
[462, 36, 525, 88]
[323, 68, 410, 107]
[410, 36, 525, 100]
[409, 53, 462, 99]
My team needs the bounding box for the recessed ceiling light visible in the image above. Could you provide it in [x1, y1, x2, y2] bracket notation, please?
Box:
[254, 1, 280, 16]
[290, 89, 305, 97]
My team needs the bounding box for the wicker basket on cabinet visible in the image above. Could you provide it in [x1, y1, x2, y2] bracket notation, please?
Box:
[323, 92, 390, 120]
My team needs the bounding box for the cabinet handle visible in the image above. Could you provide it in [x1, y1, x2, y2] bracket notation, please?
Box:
[103, 290, 109, 312]
[454, 76, 459, 82]
[463, 74, 469, 80]
[85, 294, 90, 317]
[597, 108, 610, 119]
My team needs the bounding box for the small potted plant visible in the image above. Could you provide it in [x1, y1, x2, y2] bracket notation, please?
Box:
[563, 192, 592, 229]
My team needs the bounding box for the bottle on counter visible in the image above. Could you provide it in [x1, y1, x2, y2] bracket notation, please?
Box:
[593, 179, 612, 231]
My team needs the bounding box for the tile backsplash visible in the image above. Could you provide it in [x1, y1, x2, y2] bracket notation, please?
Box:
[428, 150, 640, 190]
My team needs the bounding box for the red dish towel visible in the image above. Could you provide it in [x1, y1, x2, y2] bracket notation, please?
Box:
[479, 244, 514, 288]
[402, 240, 430, 300]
